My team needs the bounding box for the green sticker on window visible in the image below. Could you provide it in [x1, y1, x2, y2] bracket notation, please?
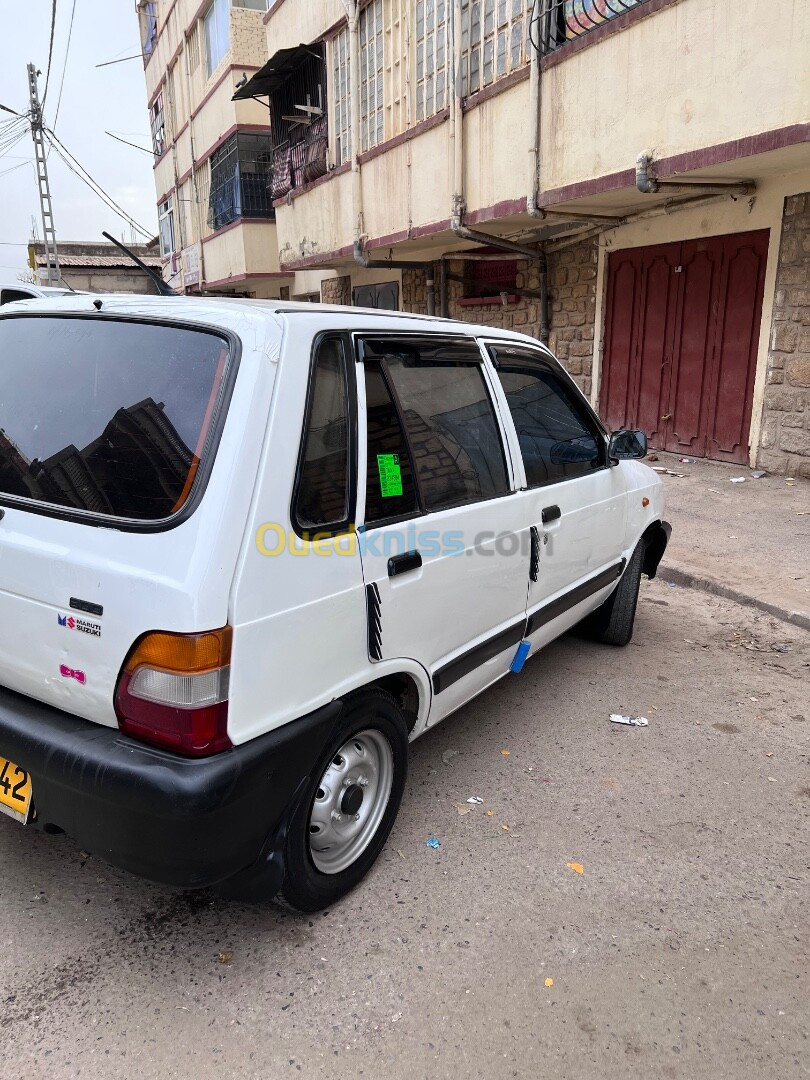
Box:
[377, 453, 403, 497]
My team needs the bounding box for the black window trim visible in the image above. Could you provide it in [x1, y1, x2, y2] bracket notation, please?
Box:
[355, 332, 513, 525]
[290, 330, 358, 540]
[0, 310, 241, 534]
[483, 339, 610, 491]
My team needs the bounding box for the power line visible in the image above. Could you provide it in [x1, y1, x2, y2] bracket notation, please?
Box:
[106, 131, 153, 155]
[0, 160, 31, 180]
[53, 0, 78, 130]
[43, 0, 59, 105]
[44, 128, 153, 240]
[95, 54, 143, 69]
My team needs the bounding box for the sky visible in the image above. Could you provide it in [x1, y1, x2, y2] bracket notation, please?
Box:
[0, 0, 158, 280]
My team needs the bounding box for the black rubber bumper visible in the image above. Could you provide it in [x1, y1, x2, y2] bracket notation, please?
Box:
[0, 686, 341, 890]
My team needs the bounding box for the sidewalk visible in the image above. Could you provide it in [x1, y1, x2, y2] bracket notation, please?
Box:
[650, 451, 810, 629]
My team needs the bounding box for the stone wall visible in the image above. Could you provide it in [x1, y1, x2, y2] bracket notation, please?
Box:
[320, 275, 352, 305]
[401, 237, 598, 397]
[758, 193, 810, 477]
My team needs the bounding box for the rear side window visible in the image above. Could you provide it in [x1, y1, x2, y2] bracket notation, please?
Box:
[0, 316, 231, 523]
[363, 362, 420, 525]
[363, 338, 509, 514]
[293, 337, 353, 534]
[489, 345, 604, 486]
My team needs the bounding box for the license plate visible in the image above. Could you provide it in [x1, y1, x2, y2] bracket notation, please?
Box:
[0, 756, 33, 824]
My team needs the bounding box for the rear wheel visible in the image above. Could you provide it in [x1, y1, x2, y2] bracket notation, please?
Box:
[278, 689, 408, 911]
[577, 540, 644, 646]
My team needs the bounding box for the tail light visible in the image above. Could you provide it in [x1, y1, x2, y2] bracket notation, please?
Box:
[115, 627, 233, 757]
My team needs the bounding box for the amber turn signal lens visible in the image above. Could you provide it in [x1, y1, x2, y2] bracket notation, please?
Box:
[642, 497, 650, 507]
[123, 626, 232, 675]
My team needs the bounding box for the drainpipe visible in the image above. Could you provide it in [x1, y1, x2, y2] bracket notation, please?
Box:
[636, 152, 754, 197]
[343, 0, 363, 256]
[439, 258, 448, 317]
[425, 264, 436, 316]
[527, 0, 544, 220]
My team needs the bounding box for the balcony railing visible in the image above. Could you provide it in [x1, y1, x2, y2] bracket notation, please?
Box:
[534, 0, 651, 56]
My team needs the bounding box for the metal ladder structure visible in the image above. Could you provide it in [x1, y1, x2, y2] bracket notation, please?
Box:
[27, 63, 61, 286]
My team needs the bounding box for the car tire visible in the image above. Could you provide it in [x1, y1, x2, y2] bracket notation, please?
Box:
[277, 689, 409, 912]
[577, 539, 644, 647]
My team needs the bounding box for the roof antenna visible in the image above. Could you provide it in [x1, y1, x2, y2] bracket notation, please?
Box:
[101, 231, 178, 297]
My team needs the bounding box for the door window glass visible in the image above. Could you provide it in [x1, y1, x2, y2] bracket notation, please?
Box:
[491, 345, 604, 486]
[364, 339, 509, 512]
[294, 338, 352, 533]
[363, 363, 419, 524]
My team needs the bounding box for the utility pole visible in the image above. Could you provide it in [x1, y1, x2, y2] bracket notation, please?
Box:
[27, 63, 60, 286]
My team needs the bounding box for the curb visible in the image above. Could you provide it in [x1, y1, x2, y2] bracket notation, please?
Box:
[657, 565, 810, 632]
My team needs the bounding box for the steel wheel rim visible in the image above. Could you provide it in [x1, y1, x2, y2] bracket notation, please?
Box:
[308, 728, 394, 875]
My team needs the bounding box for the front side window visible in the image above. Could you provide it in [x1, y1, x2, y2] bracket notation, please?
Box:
[158, 197, 175, 256]
[294, 338, 352, 534]
[0, 317, 231, 522]
[490, 345, 604, 486]
[204, 0, 230, 78]
[363, 339, 509, 513]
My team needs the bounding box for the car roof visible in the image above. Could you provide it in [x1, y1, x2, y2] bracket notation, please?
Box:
[0, 292, 552, 351]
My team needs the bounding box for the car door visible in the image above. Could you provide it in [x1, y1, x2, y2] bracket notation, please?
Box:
[356, 334, 530, 723]
[485, 342, 629, 650]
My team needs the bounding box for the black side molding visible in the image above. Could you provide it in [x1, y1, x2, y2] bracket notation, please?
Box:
[526, 560, 625, 635]
[432, 619, 526, 694]
[366, 582, 382, 661]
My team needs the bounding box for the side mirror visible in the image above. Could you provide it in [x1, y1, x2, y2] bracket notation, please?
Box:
[608, 429, 648, 462]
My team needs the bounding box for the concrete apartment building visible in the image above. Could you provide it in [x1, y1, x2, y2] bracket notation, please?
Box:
[136, 0, 292, 296]
[226, 0, 808, 474]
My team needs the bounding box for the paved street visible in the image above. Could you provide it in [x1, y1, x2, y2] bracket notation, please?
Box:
[1, 579, 808, 1080]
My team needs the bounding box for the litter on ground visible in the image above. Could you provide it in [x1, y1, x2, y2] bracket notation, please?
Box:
[545, 978, 554, 988]
[467, 796, 484, 804]
[500, 749, 511, 756]
[566, 862, 584, 875]
[730, 477, 747, 483]
[610, 713, 649, 727]
[426, 837, 441, 849]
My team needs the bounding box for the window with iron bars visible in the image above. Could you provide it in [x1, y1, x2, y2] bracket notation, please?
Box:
[187, 23, 201, 71]
[535, 0, 643, 55]
[359, 0, 384, 151]
[150, 91, 166, 159]
[207, 132, 275, 232]
[331, 27, 352, 165]
[415, 0, 448, 121]
[460, 0, 531, 97]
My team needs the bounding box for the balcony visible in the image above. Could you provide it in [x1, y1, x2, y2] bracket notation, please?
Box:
[234, 44, 329, 203]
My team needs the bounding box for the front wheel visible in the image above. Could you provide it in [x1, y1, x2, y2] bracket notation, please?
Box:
[278, 689, 408, 911]
[577, 540, 644, 646]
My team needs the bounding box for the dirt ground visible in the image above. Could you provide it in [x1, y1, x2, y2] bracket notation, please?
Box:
[1, 579, 808, 1080]
[652, 451, 810, 622]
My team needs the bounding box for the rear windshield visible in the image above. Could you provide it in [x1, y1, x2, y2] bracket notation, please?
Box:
[0, 316, 231, 523]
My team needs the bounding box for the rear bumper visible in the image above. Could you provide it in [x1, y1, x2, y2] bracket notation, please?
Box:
[0, 685, 340, 890]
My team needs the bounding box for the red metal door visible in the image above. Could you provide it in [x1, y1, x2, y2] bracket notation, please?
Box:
[600, 230, 769, 465]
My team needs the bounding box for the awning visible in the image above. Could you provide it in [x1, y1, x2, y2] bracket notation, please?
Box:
[232, 44, 323, 101]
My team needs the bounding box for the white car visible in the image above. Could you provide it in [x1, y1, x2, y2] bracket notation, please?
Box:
[0, 295, 670, 910]
[0, 282, 84, 305]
